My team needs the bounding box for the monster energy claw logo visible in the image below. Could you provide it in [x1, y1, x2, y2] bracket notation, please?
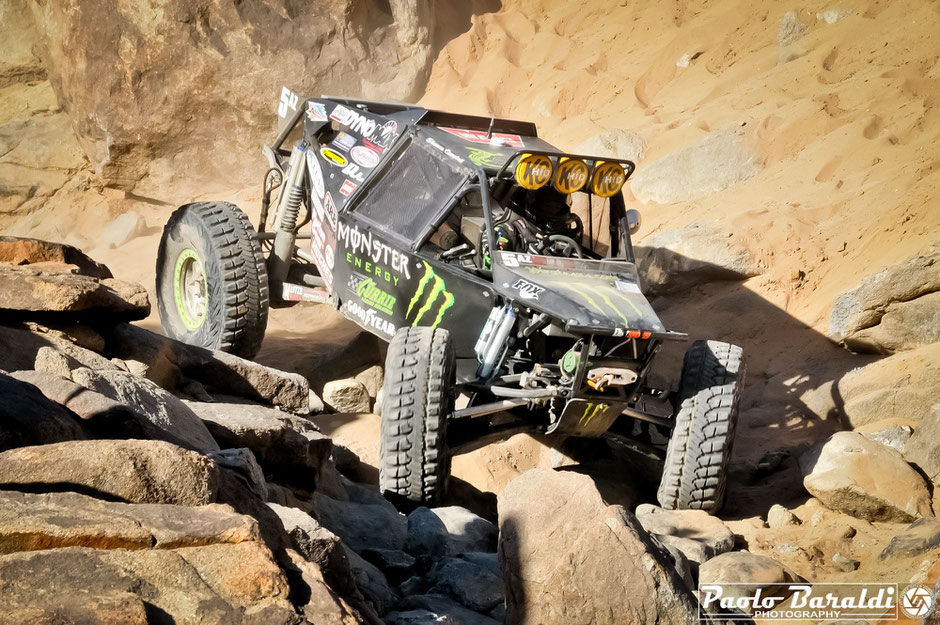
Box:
[579, 402, 609, 426]
[406, 263, 454, 327]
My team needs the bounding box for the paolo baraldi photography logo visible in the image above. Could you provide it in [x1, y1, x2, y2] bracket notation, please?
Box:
[698, 581, 935, 621]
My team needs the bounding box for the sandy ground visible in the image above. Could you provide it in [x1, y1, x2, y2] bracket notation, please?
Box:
[2, 0, 938, 612]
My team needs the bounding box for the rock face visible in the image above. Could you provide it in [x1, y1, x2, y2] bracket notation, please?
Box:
[497, 469, 698, 625]
[906, 404, 940, 489]
[799, 431, 932, 522]
[0, 372, 87, 451]
[828, 244, 940, 353]
[313, 492, 407, 554]
[71, 367, 219, 453]
[22, 0, 479, 196]
[629, 128, 762, 204]
[0, 264, 149, 320]
[634, 222, 761, 295]
[634, 504, 735, 564]
[0, 440, 220, 505]
[186, 398, 332, 486]
[0, 236, 112, 279]
[878, 518, 940, 560]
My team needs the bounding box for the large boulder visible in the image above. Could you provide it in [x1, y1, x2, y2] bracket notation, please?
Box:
[0, 236, 112, 279]
[800, 342, 940, 427]
[312, 492, 407, 554]
[426, 556, 504, 613]
[104, 323, 315, 414]
[0, 263, 149, 320]
[24, 0, 468, 196]
[698, 551, 802, 614]
[828, 244, 940, 353]
[0, 439, 220, 505]
[634, 504, 735, 564]
[186, 398, 333, 486]
[323, 379, 372, 414]
[905, 403, 940, 490]
[0, 322, 117, 374]
[71, 367, 219, 453]
[799, 431, 933, 522]
[629, 128, 762, 204]
[634, 222, 761, 295]
[0, 371, 86, 452]
[497, 469, 698, 624]
[11, 370, 193, 446]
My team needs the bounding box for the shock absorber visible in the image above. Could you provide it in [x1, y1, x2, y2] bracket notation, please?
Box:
[268, 142, 307, 286]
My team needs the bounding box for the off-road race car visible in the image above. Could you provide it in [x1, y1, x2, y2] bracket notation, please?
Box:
[156, 89, 745, 512]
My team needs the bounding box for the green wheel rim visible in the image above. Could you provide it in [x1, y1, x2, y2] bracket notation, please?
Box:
[174, 248, 208, 330]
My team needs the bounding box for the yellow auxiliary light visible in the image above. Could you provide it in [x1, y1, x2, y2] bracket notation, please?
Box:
[552, 157, 590, 194]
[591, 161, 626, 198]
[514, 153, 553, 190]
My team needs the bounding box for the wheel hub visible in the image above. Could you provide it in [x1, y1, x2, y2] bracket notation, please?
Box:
[174, 248, 207, 329]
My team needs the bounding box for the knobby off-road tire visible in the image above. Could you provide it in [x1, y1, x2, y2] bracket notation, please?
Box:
[657, 339, 745, 514]
[156, 201, 269, 359]
[380, 327, 455, 506]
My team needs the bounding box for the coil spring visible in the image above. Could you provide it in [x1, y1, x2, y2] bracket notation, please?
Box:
[279, 184, 304, 233]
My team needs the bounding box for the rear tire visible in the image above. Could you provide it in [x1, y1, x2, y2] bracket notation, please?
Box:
[379, 327, 455, 506]
[156, 201, 269, 359]
[657, 340, 745, 513]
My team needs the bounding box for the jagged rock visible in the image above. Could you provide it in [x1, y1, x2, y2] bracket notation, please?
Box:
[406, 506, 448, 558]
[905, 404, 940, 490]
[0, 322, 118, 374]
[428, 506, 498, 556]
[828, 244, 940, 353]
[862, 425, 913, 453]
[498, 469, 698, 624]
[630, 128, 762, 204]
[344, 545, 398, 616]
[0, 263, 149, 320]
[0, 544, 295, 624]
[634, 222, 761, 295]
[71, 367, 219, 453]
[0, 439, 220, 505]
[323, 378, 372, 413]
[395, 594, 500, 625]
[879, 518, 940, 559]
[359, 548, 415, 583]
[104, 323, 315, 414]
[457, 552, 500, 578]
[207, 448, 267, 500]
[699, 551, 802, 613]
[353, 364, 384, 399]
[0, 236, 112, 279]
[186, 397, 332, 486]
[634, 503, 735, 564]
[0, 489, 257, 552]
[799, 431, 932, 523]
[427, 556, 504, 613]
[0, 371, 86, 451]
[766, 504, 802, 528]
[312, 492, 407, 554]
[281, 548, 373, 625]
[10, 370, 194, 446]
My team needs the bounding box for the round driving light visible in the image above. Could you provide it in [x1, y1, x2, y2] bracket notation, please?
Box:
[552, 157, 590, 194]
[591, 161, 626, 197]
[514, 153, 553, 190]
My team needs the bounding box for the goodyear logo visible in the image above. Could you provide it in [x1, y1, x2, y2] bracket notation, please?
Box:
[406, 263, 454, 327]
[357, 278, 395, 315]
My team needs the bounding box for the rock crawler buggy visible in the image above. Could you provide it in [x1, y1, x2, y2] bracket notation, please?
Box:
[156, 90, 745, 512]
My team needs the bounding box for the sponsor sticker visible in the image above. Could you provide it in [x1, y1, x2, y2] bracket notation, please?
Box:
[338, 222, 411, 279]
[332, 131, 356, 152]
[511, 278, 544, 300]
[278, 86, 298, 118]
[323, 192, 338, 230]
[553, 157, 590, 194]
[320, 147, 348, 167]
[340, 180, 357, 197]
[441, 126, 524, 148]
[514, 153, 553, 190]
[425, 136, 465, 165]
[306, 101, 328, 122]
[351, 145, 380, 168]
[342, 163, 365, 183]
[344, 300, 395, 337]
[306, 150, 325, 199]
[466, 148, 503, 168]
[406, 262, 454, 327]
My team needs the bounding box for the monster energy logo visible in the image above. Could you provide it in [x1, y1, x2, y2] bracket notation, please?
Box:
[579, 402, 609, 426]
[406, 263, 454, 327]
[357, 278, 395, 315]
[466, 148, 503, 167]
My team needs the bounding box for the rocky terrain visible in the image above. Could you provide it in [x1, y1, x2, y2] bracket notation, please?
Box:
[0, 0, 939, 623]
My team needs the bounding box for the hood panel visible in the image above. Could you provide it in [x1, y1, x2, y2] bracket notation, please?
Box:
[493, 253, 666, 335]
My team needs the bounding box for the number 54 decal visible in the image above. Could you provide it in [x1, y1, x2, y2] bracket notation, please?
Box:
[278, 86, 299, 119]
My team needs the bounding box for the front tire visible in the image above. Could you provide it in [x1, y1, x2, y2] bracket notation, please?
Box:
[657, 340, 745, 513]
[156, 202, 269, 359]
[379, 327, 455, 506]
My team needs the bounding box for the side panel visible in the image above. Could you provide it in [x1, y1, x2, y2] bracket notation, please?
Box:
[333, 217, 494, 355]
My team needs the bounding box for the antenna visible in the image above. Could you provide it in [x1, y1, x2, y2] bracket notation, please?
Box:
[486, 115, 495, 140]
